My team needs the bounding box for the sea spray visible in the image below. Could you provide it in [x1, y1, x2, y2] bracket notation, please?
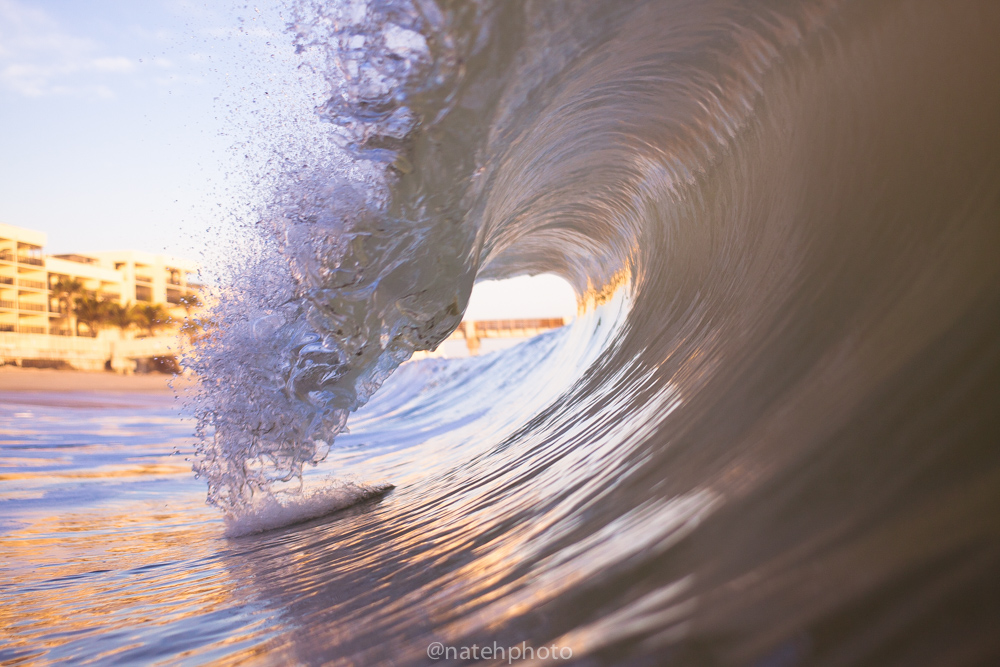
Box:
[191, 0, 476, 513]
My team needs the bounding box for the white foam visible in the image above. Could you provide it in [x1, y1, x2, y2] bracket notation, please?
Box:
[383, 24, 428, 59]
[223, 481, 394, 537]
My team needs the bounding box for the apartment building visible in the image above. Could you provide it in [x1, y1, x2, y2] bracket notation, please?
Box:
[0, 224, 48, 335]
[1, 222, 198, 337]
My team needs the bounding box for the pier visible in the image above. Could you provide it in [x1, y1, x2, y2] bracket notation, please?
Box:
[449, 317, 567, 354]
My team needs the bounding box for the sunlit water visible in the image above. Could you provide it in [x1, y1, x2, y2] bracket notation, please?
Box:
[0, 314, 628, 664]
[6, 0, 1000, 664]
[0, 391, 234, 664]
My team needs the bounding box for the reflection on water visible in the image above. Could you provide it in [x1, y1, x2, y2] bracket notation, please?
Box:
[0, 317, 643, 665]
[0, 393, 276, 665]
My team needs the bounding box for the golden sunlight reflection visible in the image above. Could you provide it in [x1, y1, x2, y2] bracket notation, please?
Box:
[0, 502, 258, 663]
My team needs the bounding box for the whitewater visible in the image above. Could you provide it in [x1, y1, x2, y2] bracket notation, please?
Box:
[4, 0, 1000, 664]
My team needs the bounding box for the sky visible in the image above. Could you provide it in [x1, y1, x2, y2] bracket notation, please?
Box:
[0, 0, 576, 320]
[0, 0, 287, 257]
[465, 275, 577, 322]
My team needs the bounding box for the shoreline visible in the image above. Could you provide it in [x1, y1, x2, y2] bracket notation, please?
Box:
[0, 367, 190, 394]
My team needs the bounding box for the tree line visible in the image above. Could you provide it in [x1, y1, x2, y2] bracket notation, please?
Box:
[50, 277, 203, 339]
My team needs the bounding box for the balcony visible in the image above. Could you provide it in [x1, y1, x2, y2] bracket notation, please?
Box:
[0, 323, 14, 332]
[53, 254, 98, 265]
[0, 300, 15, 310]
[18, 302, 47, 312]
[0, 276, 13, 285]
[17, 256, 44, 267]
[18, 325, 47, 334]
[18, 278, 47, 290]
[0, 251, 13, 262]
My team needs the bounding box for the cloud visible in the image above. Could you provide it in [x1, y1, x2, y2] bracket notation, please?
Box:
[91, 56, 137, 73]
[0, 0, 137, 97]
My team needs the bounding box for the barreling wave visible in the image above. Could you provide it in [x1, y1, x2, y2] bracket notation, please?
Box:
[192, 0, 1000, 663]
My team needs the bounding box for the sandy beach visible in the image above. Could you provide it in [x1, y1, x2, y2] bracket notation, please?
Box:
[0, 367, 189, 394]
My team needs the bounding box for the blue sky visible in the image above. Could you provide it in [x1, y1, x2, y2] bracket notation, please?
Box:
[0, 0, 290, 258]
[0, 0, 576, 318]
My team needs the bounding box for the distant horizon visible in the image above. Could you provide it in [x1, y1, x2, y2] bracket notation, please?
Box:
[4, 217, 578, 320]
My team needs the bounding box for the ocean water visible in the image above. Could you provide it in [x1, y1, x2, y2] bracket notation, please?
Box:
[5, 0, 1000, 664]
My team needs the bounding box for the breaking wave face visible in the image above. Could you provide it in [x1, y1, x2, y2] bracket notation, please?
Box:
[192, 0, 1000, 662]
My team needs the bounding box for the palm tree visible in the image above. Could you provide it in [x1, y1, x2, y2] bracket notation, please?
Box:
[51, 277, 86, 336]
[134, 303, 171, 337]
[176, 292, 203, 343]
[74, 296, 108, 338]
[106, 302, 137, 338]
[177, 292, 201, 315]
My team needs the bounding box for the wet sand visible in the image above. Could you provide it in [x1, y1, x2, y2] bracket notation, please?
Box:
[0, 367, 190, 394]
